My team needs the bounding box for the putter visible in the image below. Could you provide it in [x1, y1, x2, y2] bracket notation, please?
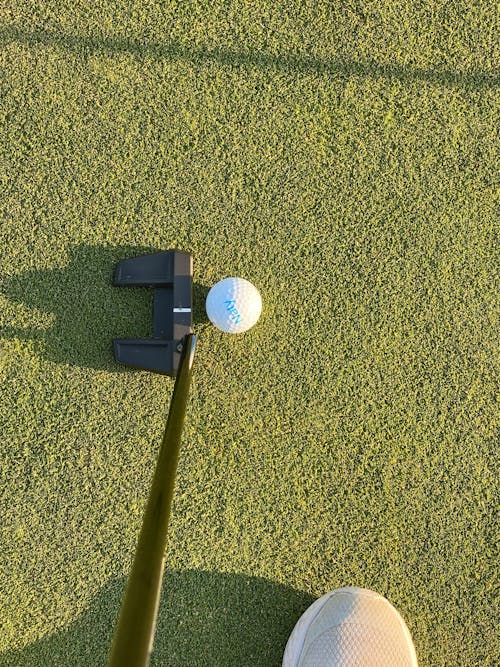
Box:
[108, 251, 196, 666]
[113, 250, 193, 376]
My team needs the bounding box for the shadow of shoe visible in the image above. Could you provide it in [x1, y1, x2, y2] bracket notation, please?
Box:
[0, 570, 315, 667]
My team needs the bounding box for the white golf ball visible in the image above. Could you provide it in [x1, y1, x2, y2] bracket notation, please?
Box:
[206, 277, 262, 334]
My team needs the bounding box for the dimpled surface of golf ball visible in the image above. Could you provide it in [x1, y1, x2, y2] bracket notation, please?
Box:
[206, 277, 262, 333]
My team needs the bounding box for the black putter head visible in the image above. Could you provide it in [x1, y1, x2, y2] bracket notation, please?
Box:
[113, 250, 193, 376]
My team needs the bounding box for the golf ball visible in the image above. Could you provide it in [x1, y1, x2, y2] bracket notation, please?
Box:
[206, 277, 262, 334]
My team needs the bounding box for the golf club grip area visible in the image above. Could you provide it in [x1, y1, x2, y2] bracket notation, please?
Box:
[107, 334, 197, 667]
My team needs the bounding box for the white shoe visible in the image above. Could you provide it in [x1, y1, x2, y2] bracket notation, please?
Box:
[283, 587, 418, 667]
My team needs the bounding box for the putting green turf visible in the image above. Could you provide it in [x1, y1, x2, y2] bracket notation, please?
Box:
[0, 3, 498, 666]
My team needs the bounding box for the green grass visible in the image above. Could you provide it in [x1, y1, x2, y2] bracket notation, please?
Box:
[0, 2, 498, 665]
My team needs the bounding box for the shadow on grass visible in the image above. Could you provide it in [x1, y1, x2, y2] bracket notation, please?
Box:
[0, 570, 315, 667]
[0, 244, 210, 372]
[0, 25, 498, 90]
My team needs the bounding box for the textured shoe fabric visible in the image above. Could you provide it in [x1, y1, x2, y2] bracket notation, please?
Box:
[283, 587, 418, 667]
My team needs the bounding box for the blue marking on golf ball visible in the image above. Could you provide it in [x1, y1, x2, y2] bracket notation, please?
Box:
[225, 300, 243, 324]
